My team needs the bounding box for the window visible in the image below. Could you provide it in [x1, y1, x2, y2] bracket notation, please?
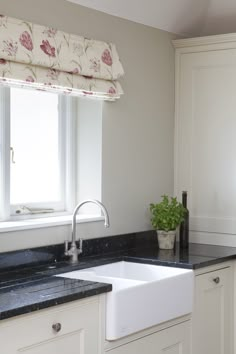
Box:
[11, 88, 63, 208]
[0, 85, 103, 224]
[0, 86, 79, 221]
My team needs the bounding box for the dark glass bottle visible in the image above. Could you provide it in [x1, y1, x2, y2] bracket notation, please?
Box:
[180, 191, 189, 249]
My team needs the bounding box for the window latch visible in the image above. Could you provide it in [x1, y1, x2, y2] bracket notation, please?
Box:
[10, 147, 16, 164]
[15, 205, 55, 215]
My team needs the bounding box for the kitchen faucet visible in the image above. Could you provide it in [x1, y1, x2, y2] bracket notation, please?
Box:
[65, 200, 110, 263]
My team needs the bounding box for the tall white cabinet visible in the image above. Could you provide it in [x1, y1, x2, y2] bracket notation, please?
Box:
[173, 35, 236, 242]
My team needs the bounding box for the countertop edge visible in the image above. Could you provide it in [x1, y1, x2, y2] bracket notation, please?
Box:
[0, 281, 112, 321]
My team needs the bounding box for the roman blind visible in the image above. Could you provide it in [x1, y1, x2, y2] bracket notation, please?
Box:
[0, 15, 124, 100]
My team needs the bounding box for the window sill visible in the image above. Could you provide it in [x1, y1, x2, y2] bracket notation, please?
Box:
[0, 214, 105, 233]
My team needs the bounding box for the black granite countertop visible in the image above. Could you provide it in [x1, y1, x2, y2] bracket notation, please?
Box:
[123, 242, 236, 269]
[0, 276, 111, 320]
[1, 231, 236, 321]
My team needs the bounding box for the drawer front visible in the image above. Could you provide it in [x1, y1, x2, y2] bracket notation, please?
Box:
[0, 298, 100, 354]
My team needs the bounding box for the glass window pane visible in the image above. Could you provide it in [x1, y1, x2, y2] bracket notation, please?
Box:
[10, 88, 61, 205]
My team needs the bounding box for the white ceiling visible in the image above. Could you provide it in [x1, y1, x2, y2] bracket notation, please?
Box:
[66, 0, 236, 37]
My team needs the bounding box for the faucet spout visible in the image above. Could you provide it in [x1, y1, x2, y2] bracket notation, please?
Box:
[65, 199, 110, 263]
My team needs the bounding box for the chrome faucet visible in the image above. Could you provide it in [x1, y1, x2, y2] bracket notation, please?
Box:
[65, 199, 110, 263]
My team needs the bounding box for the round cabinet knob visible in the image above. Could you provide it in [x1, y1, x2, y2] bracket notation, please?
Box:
[52, 323, 62, 333]
[213, 276, 220, 284]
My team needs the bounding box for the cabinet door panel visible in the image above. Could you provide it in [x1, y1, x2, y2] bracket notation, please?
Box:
[0, 298, 100, 354]
[108, 321, 190, 354]
[17, 330, 84, 354]
[192, 267, 232, 354]
[175, 48, 236, 235]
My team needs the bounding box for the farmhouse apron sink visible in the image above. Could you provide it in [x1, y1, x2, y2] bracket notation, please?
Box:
[57, 261, 193, 340]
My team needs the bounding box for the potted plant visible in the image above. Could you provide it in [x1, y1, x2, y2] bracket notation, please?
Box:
[150, 195, 186, 249]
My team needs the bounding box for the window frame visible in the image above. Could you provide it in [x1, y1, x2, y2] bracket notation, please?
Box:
[0, 86, 77, 221]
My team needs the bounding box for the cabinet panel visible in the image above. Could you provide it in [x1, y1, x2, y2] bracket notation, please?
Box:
[175, 48, 236, 235]
[192, 267, 232, 354]
[16, 331, 83, 354]
[0, 298, 100, 354]
[107, 320, 190, 354]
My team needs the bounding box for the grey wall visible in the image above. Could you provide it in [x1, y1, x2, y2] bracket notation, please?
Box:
[0, 0, 176, 251]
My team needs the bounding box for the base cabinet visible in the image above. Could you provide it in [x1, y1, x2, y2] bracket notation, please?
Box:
[0, 297, 101, 354]
[106, 320, 190, 354]
[192, 266, 233, 354]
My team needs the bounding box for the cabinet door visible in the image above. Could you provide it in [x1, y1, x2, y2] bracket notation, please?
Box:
[192, 267, 233, 354]
[107, 321, 190, 354]
[0, 298, 100, 354]
[175, 48, 236, 236]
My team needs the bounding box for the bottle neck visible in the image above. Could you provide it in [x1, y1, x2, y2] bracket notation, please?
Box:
[182, 192, 187, 208]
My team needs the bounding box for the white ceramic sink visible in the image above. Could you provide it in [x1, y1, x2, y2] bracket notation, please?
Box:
[57, 261, 193, 340]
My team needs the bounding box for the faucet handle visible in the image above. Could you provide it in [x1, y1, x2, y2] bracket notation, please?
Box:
[64, 240, 69, 256]
[79, 238, 83, 254]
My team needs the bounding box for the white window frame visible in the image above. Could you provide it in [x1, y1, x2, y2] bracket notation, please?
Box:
[0, 86, 77, 221]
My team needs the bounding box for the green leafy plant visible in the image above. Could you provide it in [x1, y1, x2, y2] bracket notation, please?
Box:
[150, 195, 186, 231]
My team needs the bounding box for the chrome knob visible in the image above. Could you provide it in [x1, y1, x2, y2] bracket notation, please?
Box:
[213, 276, 220, 284]
[52, 323, 62, 333]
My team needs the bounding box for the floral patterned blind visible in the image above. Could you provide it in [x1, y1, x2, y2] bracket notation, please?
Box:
[0, 15, 124, 100]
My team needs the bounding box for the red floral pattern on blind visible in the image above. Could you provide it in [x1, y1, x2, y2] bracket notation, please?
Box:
[0, 15, 124, 81]
[0, 15, 124, 100]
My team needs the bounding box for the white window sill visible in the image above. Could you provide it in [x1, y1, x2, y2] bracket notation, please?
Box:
[0, 214, 105, 233]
